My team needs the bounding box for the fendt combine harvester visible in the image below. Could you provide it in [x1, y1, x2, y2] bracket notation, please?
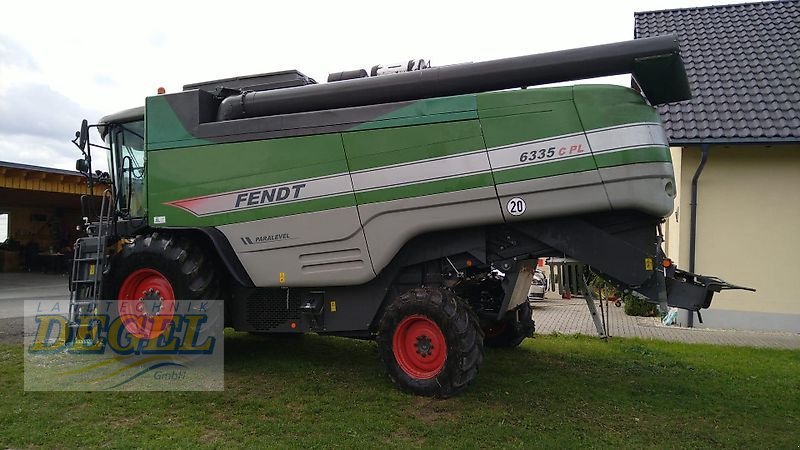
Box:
[70, 34, 749, 396]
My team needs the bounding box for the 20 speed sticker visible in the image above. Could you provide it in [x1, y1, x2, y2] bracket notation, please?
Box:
[506, 197, 526, 216]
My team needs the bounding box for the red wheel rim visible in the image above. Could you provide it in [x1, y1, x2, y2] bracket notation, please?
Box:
[117, 268, 175, 340]
[392, 314, 447, 380]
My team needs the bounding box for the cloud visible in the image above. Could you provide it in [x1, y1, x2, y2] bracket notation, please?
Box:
[93, 74, 117, 87]
[0, 83, 102, 143]
[0, 81, 104, 171]
[0, 134, 100, 172]
[0, 34, 38, 71]
[148, 31, 168, 48]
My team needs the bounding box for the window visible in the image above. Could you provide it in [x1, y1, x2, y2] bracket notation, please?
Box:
[0, 213, 8, 243]
[106, 120, 146, 218]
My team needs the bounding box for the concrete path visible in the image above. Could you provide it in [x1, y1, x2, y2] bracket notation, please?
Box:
[0, 272, 70, 345]
[0, 272, 69, 319]
[533, 296, 800, 349]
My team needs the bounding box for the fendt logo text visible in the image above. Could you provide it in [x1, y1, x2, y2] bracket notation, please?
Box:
[234, 183, 306, 208]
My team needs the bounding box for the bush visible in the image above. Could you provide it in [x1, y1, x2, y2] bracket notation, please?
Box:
[623, 295, 659, 317]
[588, 274, 659, 317]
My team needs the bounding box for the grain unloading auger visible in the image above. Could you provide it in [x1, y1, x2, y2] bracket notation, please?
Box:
[69, 34, 752, 397]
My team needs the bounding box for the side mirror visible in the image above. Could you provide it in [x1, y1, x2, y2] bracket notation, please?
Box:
[76, 119, 88, 151]
[75, 158, 89, 173]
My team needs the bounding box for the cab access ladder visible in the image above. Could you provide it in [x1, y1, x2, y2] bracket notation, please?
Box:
[67, 189, 114, 341]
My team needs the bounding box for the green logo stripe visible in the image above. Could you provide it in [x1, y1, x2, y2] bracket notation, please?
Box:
[356, 173, 494, 205]
[593, 146, 672, 168]
[492, 155, 597, 184]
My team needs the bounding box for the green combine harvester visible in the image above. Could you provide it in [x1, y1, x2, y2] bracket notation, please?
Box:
[69, 34, 748, 397]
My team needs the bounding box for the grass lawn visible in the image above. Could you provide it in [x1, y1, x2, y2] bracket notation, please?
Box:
[1, 332, 798, 448]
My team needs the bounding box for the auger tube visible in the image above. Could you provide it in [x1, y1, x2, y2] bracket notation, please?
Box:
[217, 34, 688, 121]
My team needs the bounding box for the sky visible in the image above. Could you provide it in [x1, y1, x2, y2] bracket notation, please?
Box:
[0, 0, 755, 172]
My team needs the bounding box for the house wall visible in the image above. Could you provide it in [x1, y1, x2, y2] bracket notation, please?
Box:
[663, 147, 682, 266]
[668, 144, 800, 332]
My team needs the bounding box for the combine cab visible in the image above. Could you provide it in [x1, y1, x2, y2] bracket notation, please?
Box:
[69, 34, 750, 397]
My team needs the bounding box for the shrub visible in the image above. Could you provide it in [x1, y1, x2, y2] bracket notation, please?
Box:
[623, 295, 659, 317]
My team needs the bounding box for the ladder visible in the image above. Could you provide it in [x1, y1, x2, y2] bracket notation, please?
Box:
[67, 189, 114, 344]
[546, 257, 609, 339]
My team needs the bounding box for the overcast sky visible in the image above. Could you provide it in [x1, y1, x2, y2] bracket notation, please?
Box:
[0, 0, 753, 172]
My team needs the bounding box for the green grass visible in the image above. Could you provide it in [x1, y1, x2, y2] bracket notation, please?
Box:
[1, 332, 799, 448]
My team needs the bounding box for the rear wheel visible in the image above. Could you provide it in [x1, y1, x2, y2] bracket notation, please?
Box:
[378, 288, 483, 398]
[483, 302, 534, 349]
[103, 232, 221, 339]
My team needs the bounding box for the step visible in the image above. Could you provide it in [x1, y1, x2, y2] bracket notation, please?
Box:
[70, 300, 97, 306]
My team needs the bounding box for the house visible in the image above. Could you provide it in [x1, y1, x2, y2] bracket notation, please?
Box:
[635, 0, 800, 332]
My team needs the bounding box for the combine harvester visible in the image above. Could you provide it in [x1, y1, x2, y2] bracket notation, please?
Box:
[69, 34, 750, 397]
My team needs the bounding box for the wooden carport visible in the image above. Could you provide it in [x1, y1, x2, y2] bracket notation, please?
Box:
[0, 161, 104, 272]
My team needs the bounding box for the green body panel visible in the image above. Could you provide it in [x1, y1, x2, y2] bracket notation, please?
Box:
[343, 120, 486, 171]
[349, 95, 477, 131]
[572, 85, 662, 129]
[144, 84, 670, 228]
[476, 86, 574, 110]
[479, 100, 586, 149]
[146, 95, 211, 150]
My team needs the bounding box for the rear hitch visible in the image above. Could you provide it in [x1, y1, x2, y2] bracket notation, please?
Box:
[665, 269, 755, 312]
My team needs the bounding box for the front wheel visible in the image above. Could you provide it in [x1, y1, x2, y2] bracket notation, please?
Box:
[377, 288, 483, 398]
[103, 232, 221, 339]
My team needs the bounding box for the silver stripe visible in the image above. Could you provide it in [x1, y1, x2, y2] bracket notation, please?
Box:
[351, 151, 491, 191]
[587, 123, 668, 153]
[354, 169, 493, 193]
[349, 149, 486, 174]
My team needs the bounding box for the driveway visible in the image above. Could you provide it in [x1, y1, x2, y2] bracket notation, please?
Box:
[0, 272, 68, 319]
[0, 272, 69, 344]
[533, 296, 800, 349]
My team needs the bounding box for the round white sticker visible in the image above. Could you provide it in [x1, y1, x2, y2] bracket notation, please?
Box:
[506, 197, 526, 216]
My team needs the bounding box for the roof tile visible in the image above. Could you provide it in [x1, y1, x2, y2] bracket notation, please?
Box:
[635, 0, 800, 143]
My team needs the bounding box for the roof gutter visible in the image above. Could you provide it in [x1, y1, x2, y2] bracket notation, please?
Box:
[687, 143, 710, 327]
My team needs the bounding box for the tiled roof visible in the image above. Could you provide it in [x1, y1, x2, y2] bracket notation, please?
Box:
[635, 0, 800, 144]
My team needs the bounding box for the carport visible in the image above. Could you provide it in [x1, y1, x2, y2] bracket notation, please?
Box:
[0, 161, 102, 273]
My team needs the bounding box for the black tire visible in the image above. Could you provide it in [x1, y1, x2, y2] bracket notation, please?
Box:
[103, 231, 222, 301]
[377, 288, 483, 398]
[483, 302, 534, 349]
